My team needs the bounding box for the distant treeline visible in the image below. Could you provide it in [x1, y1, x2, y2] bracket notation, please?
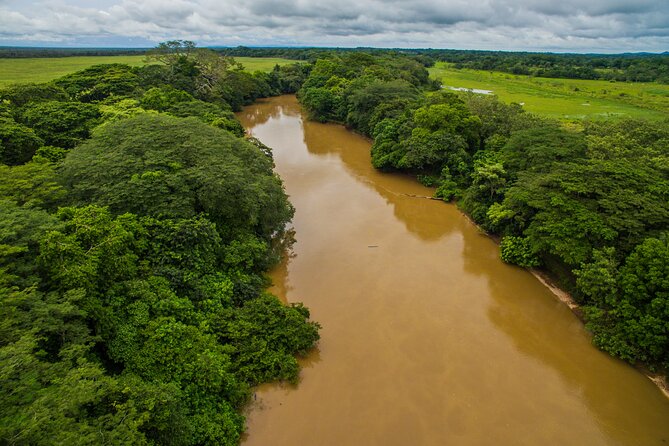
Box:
[424, 49, 669, 83]
[3, 44, 668, 83]
[219, 47, 669, 83]
[0, 46, 149, 58]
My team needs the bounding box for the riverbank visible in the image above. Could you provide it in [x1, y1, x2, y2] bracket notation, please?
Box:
[299, 90, 669, 401]
[238, 95, 669, 446]
[530, 269, 669, 399]
[446, 190, 669, 400]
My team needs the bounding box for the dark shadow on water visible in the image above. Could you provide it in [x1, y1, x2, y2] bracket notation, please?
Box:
[236, 95, 301, 129]
[461, 236, 669, 445]
[239, 95, 458, 242]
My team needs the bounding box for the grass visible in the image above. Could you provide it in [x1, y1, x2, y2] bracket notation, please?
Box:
[0, 56, 149, 86]
[235, 57, 300, 72]
[0, 55, 300, 87]
[429, 62, 669, 121]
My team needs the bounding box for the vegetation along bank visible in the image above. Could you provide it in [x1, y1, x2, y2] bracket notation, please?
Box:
[1, 42, 668, 444]
[294, 51, 669, 386]
[0, 41, 318, 445]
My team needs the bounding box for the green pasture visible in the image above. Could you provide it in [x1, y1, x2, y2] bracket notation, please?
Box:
[0, 55, 299, 87]
[235, 57, 300, 72]
[429, 62, 669, 121]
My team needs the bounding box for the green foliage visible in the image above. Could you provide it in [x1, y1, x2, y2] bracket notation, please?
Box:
[18, 100, 101, 148]
[370, 93, 480, 180]
[346, 79, 418, 135]
[462, 93, 548, 144]
[54, 63, 140, 102]
[223, 296, 320, 385]
[33, 145, 67, 163]
[497, 159, 669, 266]
[164, 99, 245, 137]
[98, 98, 151, 124]
[499, 126, 586, 174]
[425, 50, 669, 83]
[61, 114, 293, 244]
[1, 43, 319, 445]
[0, 116, 44, 165]
[0, 82, 68, 107]
[574, 247, 619, 304]
[28, 204, 317, 444]
[299, 53, 431, 126]
[399, 127, 469, 171]
[140, 86, 194, 111]
[584, 119, 669, 171]
[580, 238, 669, 368]
[0, 200, 58, 286]
[0, 161, 66, 209]
[434, 167, 460, 201]
[268, 63, 310, 94]
[500, 236, 541, 267]
[300, 86, 342, 122]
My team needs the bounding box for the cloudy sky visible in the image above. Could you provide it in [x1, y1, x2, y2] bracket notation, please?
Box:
[0, 0, 667, 53]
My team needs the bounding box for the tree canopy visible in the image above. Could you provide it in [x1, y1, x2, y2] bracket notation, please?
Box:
[0, 42, 319, 445]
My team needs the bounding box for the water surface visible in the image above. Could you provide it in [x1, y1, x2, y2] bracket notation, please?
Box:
[237, 95, 669, 446]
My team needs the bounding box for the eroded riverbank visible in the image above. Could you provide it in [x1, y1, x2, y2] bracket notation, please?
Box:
[237, 95, 669, 446]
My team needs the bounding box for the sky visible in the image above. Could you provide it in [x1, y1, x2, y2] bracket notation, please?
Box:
[0, 0, 668, 53]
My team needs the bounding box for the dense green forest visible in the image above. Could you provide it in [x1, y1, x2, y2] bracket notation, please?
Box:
[0, 47, 149, 58]
[418, 49, 669, 83]
[0, 41, 318, 445]
[296, 53, 669, 374]
[2, 42, 668, 443]
[3, 46, 668, 83]
[220, 47, 669, 83]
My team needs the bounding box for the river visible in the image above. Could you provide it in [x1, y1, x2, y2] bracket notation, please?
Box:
[236, 95, 669, 445]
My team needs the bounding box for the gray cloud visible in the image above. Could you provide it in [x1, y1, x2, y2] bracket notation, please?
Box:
[0, 0, 667, 52]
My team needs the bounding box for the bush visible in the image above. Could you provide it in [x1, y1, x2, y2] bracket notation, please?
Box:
[500, 236, 541, 267]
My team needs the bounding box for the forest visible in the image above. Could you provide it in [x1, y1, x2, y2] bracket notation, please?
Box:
[0, 47, 148, 58]
[2, 42, 669, 444]
[220, 46, 669, 83]
[0, 41, 317, 445]
[295, 52, 669, 375]
[3, 45, 668, 84]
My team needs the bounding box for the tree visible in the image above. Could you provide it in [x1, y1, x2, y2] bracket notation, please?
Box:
[345, 79, 417, 135]
[60, 114, 293, 244]
[0, 82, 68, 107]
[18, 101, 100, 148]
[140, 86, 194, 111]
[581, 237, 669, 368]
[145, 40, 198, 67]
[146, 41, 243, 101]
[0, 161, 66, 209]
[0, 117, 44, 165]
[493, 159, 669, 266]
[54, 64, 140, 102]
[499, 126, 586, 175]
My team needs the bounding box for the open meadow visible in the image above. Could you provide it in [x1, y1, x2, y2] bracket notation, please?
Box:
[0, 55, 299, 87]
[429, 62, 669, 121]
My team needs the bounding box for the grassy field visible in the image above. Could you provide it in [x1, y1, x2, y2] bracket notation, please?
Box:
[0, 55, 300, 87]
[235, 57, 300, 72]
[429, 62, 669, 121]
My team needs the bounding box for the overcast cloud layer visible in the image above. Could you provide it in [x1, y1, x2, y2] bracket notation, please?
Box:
[0, 0, 668, 52]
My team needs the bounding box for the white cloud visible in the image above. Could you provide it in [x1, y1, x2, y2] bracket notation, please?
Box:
[0, 0, 667, 52]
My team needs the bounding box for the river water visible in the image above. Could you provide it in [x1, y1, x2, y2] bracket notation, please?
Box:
[237, 95, 669, 445]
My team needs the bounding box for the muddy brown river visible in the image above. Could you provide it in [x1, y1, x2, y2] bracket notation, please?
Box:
[237, 95, 669, 445]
